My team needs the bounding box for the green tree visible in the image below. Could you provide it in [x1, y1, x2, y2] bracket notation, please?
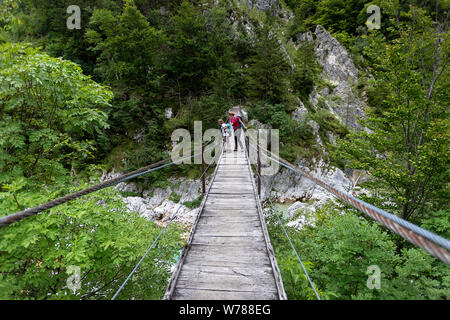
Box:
[290, 41, 322, 99]
[86, 0, 164, 125]
[336, 6, 449, 221]
[203, 6, 241, 102]
[0, 0, 21, 30]
[86, 1, 162, 90]
[387, 247, 450, 300]
[245, 19, 290, 104]
[164, 1, 212, 97]
[85, 0, 169, 169]
[0, 42, 112, 183]
[303, 210, 399, 299]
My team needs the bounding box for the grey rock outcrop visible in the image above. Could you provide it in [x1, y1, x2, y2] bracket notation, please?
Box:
[295, 25, 366, 131]
[291, 100, 309, 125]
[260, 158, 352, 204]
[239, 0, 277, 11]
[314, 25, 365, 130]
[286, 201, 316, 230]
[165, 108, 173, 119]
[296, 31, 313, 43]
[314, 25, 359, 85]
[239, 0, 293, 20]
[101, 171, 203, 226]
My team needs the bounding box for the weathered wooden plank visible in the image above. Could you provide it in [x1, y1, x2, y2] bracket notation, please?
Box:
[203, 206, 256, 212]
[214, 175, 251, 180]
[209, 188, 254, 194]
[191, 235, 265, 246]
[201, 209, 259, 217]
[206, 194, 256, 200]
[194, 223, 263, 236]
[203, 200, 256, 206]
[194, 227, 263, 238]
[181, 264, 274, 277]
[222, 153, 246, 156]
[219, 162, 249, 166]
[219, 157, 247, 160]
[209, 189, 254, 195]
[220, 158, 248, 161]
[213, 176, 252, 181]
[176, 269, 277, 292]
[195, 220, 261, 228]
[187, 243, 268, 257]
[209, 185, 254, 191]
[216, 168, 248, 171]
[197, 215, 260, 224]
[203, 202, 257, 210]
[203, 207, 257, 214]
[183, 255, 271, 268]
[172, 288, 278, 300]
[215, 170, 250, 176]
[184, 246, 271, 267]
[207, 193, 256, 199]
[211, 181, 253, 187]
[190, 240, 267, 250]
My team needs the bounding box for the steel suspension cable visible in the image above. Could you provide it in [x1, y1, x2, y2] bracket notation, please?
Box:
[247, 142, 321, 299]
[248, 137, 450, 265]
[0, 142, 218, 228]
[111, 211, 179, 300]
[111, 141, 224, 300]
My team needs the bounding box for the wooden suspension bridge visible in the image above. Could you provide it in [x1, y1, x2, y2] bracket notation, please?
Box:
[2, 107, 449, 300]
[164, 121, 287, 300]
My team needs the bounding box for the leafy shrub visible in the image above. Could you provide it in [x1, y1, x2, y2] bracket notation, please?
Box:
[0, 42, 112, 182]
[183, 195, 204, 209]
[0, 181, 184, 300]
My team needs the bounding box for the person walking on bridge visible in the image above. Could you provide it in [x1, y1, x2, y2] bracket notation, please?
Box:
[229, 111, 247, 152]
[218, 119, 232, 152]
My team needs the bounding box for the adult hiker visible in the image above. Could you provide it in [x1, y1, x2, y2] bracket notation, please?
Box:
[229, 111, 247, 152]
[218, 119, 231, 152]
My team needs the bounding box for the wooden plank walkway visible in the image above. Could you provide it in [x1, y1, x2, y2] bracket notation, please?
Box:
[164, 129, 286, 300]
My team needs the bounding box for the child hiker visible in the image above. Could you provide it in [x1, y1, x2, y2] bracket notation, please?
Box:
[218, 119, 231, 152]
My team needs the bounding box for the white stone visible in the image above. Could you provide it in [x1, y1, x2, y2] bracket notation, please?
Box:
[286, 201, 308, 219]
[165, 108, 173, 119]
[291, 100, 308, 125]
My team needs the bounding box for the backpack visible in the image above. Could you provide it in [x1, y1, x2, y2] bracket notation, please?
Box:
[232, 116, 242, 130]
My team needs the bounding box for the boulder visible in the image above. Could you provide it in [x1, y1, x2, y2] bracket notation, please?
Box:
[291, 100, 308, 125]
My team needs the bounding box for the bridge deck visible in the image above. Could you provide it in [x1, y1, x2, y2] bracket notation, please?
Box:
[164, 145, 286, 300]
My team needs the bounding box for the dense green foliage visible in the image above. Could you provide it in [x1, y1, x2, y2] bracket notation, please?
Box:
[0, 180, 184, 299]
[268, 202, 450, 300]
[0, 0, 448, 300]
[336, 5, 449, 222]
[0, 43, 111, 187]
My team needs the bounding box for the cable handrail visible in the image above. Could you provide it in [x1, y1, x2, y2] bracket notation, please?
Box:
[247, 142, 321, 299]
[0, 141, 218, 228]
[111, 210, 179, 300]
[247, 136, 450, 265]
[110, 140, 225, 300]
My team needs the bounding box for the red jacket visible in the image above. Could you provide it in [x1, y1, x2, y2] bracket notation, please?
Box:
[231, 116, 242, 130]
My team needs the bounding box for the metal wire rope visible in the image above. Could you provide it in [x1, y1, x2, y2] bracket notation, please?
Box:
[247, 137, 450, 265]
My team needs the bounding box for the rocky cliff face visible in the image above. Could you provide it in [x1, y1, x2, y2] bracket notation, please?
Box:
[256, 25, 367, 225]
[238, 0, 292, 20]
[295, 25, 366, 131]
